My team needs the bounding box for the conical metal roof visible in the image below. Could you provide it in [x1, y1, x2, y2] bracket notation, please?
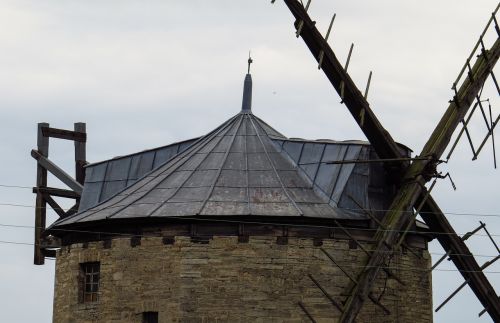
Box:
[51, 70, 392, 230]
[55, 111, 363, 228]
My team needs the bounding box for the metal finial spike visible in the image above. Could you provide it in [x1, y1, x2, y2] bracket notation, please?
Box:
[247, 51, 253, 74]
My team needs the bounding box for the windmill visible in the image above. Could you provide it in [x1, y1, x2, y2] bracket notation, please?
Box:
[272, 0, 500, 321]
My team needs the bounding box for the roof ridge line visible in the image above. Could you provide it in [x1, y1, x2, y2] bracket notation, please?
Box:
[146, 115, 242, 218]
[196, 114, 245, 215]
[247, 114, 304, 216]
[54, 114, 241, 226]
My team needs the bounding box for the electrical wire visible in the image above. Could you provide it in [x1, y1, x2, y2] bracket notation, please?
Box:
[0, 184, 33, 189]
[0, 222, 498, 259]
[0, 183, 500, 218]
[0, 238, 498, 274]
[2, 200, 500, 218]
[0, 204, 499, 239]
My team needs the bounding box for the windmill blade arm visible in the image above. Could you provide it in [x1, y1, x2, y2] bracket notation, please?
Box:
[419, 195, 500, 318]
[282, 0, 404, 162]
[280, 0, 500, 321]
[340, 37, 500, 323]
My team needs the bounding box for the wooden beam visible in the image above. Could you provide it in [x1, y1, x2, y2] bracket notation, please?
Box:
[31, 149, 83, 194]
[41, 193, 67, 218]
[280, 0, 500, 321]
[282, 0, 404, 170]
[74, 123, 87, 185]
[41, 126, 86, 142]
[64, 203, 79, 218]
[34, 123, 49, 265]
[340, 37, 500, 323]
[32, 187, 80, 199]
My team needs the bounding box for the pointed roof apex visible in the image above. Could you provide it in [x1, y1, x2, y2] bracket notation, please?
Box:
[241, 53, 253, 113]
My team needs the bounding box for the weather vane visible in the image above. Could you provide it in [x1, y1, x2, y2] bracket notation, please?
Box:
[247, 51, 253, 74]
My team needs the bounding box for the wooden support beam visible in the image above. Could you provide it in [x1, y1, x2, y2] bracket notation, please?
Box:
[280, 0, 500, 321]
[33, 122, 87, 265]
[308, 274, 343, 312]
[65, 203, 79, 218]
[32, 187, 80, 199]
[31, 149, 83, 194]
[340, 37, 500, 323]
[34, 123, 49, 265]
[41, 193, 67, 218]
[282, 0, 404, 167]
[74, 122, 86, 185]
[41, 126, 86, 142]
[298, 302, 317, 323]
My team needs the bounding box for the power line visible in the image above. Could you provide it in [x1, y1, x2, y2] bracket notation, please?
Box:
[0, 238, 498, 274]
[2, 200, 500, 219]
[0, 204, 499, 239]
[0, 184, 33, 189]
[0, 222, 498, 259]
[0, 181, 499, 218]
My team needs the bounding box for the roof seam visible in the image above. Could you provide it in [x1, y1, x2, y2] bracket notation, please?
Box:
[146, 116, 239, 218]
[84, 137, 200, 168]
[57, 114, 241, 225]
[248, 114, 304, 216]
[197, 114, 244, 215]
[311, 144, 327, 184]
[244, 115, 251, 215]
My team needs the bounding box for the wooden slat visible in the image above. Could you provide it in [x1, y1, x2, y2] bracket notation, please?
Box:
[341, 37, 500, 323]
[41, 126, 86, 142]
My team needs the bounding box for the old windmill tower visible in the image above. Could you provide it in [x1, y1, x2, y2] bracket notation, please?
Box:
[32, 1, 500, 322]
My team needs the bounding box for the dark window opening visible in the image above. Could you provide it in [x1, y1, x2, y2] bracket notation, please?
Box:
[79, 262, 100, 303]
[142, 312, 159, 323]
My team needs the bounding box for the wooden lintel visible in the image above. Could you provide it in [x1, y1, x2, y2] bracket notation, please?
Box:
[31, 149, 83, 194]
[41, 126, 86, 142]
[33, 186, 80, 199]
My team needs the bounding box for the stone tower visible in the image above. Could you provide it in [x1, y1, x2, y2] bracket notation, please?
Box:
[47, 69, 433, 322]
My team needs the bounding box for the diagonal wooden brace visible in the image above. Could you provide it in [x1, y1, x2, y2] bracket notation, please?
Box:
[31, 149, 83, 194]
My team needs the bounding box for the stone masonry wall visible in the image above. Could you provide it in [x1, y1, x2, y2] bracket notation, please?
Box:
[53, 236, 432, 323]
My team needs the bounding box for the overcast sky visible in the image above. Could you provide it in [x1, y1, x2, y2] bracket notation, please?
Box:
[0, 1, 499, 322]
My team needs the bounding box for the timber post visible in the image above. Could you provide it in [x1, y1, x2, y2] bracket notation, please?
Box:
[32, 122, 87, 265]
[34, 123, 49, 265]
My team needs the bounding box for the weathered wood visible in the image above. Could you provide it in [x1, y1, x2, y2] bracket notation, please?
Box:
[298, 302, 317, 323]
[280, 1, 500, 321]
[64, 203, 79, 218]
[340, 37, 500, 323]
[32, 186, 80, 199]
[74, 123, 86, 185]
[31, 149, 83, 194]
[308, 274, 343, 312]
[41, 193, 67, 218]
[34, 123, 49, 265]
[41, 126, 86, 142]
[282, 0, 404, 168]
[41, 249, 57, 257]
